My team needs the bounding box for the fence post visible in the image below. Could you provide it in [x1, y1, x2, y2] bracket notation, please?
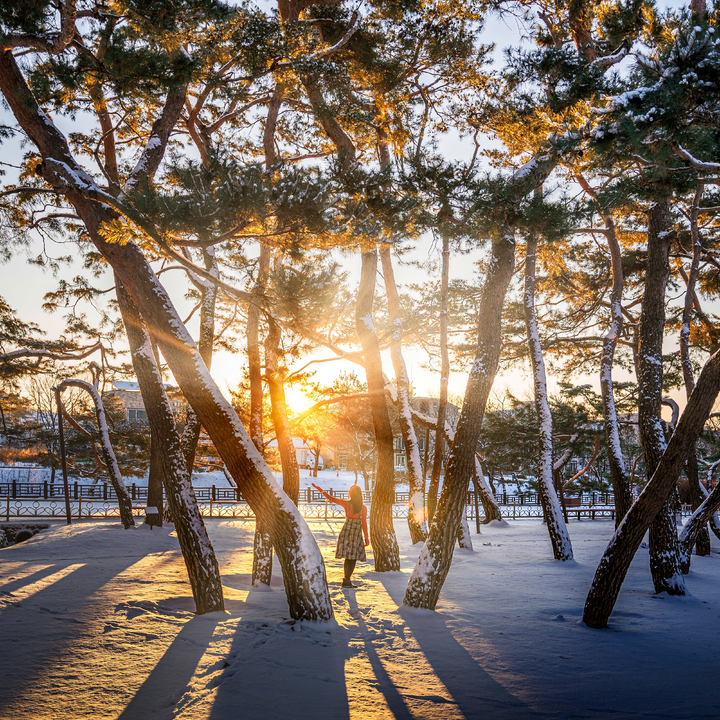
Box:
[131, 483, 136, 501]
[43, 481, 48, 500]
[212, 485, 216, 501]
[74, 482, 78, 500]
[12, 479, 16, 499]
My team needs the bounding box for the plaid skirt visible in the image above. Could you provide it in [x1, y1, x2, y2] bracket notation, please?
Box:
[336, 518, 366, 561]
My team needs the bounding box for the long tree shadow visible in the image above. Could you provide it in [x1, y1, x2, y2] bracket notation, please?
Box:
[207, 584, 352, 720]
[0, 554, 142, 715]
[344, 591, 417, 720]
[377, 575, 541, 720]
[0, 561, 73, 596]
[118, 614, 220, 720]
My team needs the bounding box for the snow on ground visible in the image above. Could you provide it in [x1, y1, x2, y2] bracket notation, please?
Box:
[1, 518, 719, 719]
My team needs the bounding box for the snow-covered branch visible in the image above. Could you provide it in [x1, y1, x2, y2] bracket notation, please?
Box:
[0, 341, 103, 363]
[675, 145, 720, 172]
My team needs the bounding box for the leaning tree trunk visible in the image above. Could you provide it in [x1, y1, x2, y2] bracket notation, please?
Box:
[90, 192, 333, 619]
[679, 186, 711, 559]
[472, 458, 503, 523]
[56, 379, 135, 529]
[356, 249, 400, 572]
[638, 199, 686, 597]
[116, 280, 224, 613]
[576, 174, 632, 525]
[404, 231, 516, 609]
[583, 348, 720, 628]
[523, 234, 573, 560]
[248, 246, 273, 587]
[679, 475, 720, 573]
[428, 227, 451, 525]
[0, 49, 332, 621]
[458, 511, 473, 549]
[380, 245, 427, 544]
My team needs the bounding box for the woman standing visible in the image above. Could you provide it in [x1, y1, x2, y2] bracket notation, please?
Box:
[311, 483, 369, 588]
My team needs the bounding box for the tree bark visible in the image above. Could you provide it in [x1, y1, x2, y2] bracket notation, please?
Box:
[679, 186, 711, 559]
[583, 348, 720, 628]
[576, 175, 633, 526]
[265, 314, 301, 504]
[0, 51, 332, 621]
[524, 234, 573, 560]
[638, 200, 686, 597]
[428, 228, 451, 524]
[356, 249, 400, 571]
[115, 280, 224, 613]
[180, 247, 218, 474]
[404, 232, 515, 609]
[380, 245, 427, 543]
[146, 433, 165, 528]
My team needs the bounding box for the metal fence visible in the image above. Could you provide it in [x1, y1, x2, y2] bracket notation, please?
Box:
[0, 480, 629, 522]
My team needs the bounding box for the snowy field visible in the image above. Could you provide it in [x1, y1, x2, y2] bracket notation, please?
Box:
[0, 518, 719, 719]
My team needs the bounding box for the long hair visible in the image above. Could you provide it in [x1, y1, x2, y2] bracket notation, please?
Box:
[349, 484, 364, 514]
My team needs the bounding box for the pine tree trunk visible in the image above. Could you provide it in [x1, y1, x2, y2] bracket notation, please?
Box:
[265, 315, 301, 505]
[683, 451, 711, 559]
[639, 200, 686, 597]
[380, 245, 427, 543]
[180, 247, 218, 473]
[356, 250, 400, 571]
[524, 234, 573, 560]
[428, 229, 451, 524]
[427, 437, 443, 524]
[116, 280, 224, 613]
[583, 348, 720, 628]
[404, 232, 515, 609]
[575, 174, 632, 525]
[248, 246, 273, 587]
[679, 187, 711, 559]
[146, 434, 164, 528]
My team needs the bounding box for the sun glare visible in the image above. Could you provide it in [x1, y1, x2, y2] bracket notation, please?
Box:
[284, 388, 314, 415]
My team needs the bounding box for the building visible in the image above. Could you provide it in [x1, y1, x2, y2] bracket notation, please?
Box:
[105, 381, 184, 422]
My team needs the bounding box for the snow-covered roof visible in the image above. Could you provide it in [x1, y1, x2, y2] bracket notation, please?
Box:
[112, 380, 171, 391]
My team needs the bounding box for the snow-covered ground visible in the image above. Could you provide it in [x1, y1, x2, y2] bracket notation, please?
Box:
[1, 518, 719, 719]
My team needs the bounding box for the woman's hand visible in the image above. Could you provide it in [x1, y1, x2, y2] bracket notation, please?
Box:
[364, 538, 370, 546]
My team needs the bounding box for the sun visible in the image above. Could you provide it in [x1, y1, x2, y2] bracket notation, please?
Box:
[284, 388, 314, 415]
